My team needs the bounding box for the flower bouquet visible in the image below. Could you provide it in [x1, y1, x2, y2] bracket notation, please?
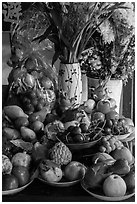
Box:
[79, 2, 135, 85]
[32, 2, 132, 110]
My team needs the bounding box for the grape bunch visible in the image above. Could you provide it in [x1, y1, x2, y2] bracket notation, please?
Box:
[99, 135, 124, 154]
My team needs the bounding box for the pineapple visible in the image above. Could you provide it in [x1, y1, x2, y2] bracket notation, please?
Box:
[49, 142, 72, 166]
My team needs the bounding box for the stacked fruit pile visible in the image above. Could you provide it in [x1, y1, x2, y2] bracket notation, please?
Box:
[83, 147, 135, 197]
[2, 81, 135, 197]
[7, 59, 56, 115]
[56, 84, 134, 149]
[2, 104, 87, 190]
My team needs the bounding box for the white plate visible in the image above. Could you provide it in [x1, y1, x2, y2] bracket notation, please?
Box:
[2, 179, 34, 196]
[117, 126, 135, 140]
[38, 176, 82, 187]
[81, 180, 135, 201]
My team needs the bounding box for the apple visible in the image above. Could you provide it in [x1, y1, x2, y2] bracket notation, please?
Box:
[12, 166, 30, 187]
[41, 77, 53, 89]
[2, 174, 19, 191]
[105, 110, 119, 121]
[108, 98, 116, 109]
[92, 111, 105, 122]
[110, 147, 133, 165]
[64, 161, 86, 181]
[96, 100, 111, 114]
[103, 174, 127, 197]
[84, 99, 96, 113]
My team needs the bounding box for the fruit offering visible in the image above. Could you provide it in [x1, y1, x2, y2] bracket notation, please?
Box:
[39, 159, 86, 183]
[7, 58, 56, 115]
[58, 118, 105, 145]
[83, 154, 135, 198]
[2, 153, 31, 191]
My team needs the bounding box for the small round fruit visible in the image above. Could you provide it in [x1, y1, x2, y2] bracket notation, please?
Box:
[30, 121, 44, 132]
[25, 104, 35, 113]
[31, 98, 38, 107]
[84, 99, 96, 113]
[41, 77, 53, 89]
[92, 112, 105, 122]
[64, 161, 86, 181]
[106, 111, 119, 121]
[29, 91, 37, 99]
[85, 135, 91, 142]
[104, 127, 112, 135]
[73, 134, 85, 143]
[22, 97, 31, 106]
[12, 166, 30, 187]
[71, 126, 82, 135]
[103, 174, 127, 197]
[29, 113, 41, 123]
[2, 174, 19, 191]
[25, 57, 36, 71]
[96, 100, 111, 114]
[67, 126, 75, 133]
[36, 103, 44, 111]
[79, 123, 88, 133]
[105, 119, 113, 128]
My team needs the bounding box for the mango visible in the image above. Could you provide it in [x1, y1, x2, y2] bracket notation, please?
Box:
[3, 127, 20, 140]
[14, 117, 29, 129]
[20, 126, 36, 142]
[4, 105, 28, 120]
[29, 106, 51, 123]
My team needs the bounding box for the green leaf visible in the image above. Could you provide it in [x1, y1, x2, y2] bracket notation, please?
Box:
[32, 25, 53, 42]
[10, 139, 33, 152]
[52, 50, 61, 66]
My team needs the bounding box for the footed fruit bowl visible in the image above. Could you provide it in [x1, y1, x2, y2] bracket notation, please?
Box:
[38, 176, 83, 187]
[57, 120, 105, 151]
[2, 179, 34, 196]
[81, 180, 135, 201]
